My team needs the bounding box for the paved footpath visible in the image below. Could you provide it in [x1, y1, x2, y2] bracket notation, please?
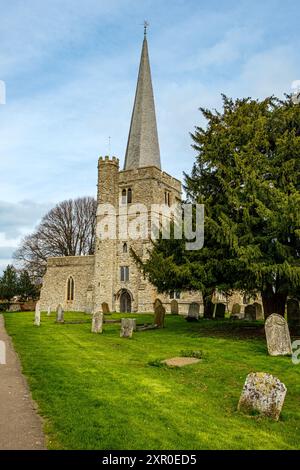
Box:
[0, 315, 45, 450]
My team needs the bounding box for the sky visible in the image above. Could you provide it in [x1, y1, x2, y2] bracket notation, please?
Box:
[0, 0, 299, 272]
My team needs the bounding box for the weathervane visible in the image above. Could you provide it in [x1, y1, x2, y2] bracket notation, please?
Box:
[143, 20, 149, 37]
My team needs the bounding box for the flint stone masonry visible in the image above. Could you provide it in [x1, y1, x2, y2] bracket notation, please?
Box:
[91, 312, 103, 333]
[265, 314, 292, 356]
[120, 318, 136, 338]
[34, 301, 41, 326]
[238, 372, 287, 420]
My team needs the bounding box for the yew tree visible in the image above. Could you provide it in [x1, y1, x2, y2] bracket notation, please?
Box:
[139, 95, 300, 317]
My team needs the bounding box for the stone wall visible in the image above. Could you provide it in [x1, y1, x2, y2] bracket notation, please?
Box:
[39, 255, 95, 312]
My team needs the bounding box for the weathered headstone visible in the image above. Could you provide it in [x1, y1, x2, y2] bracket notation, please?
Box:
[56, 304, 64, 323]
[154, 304, 166, 328]
[91, 312, 103, 333]
[187, 302, 200, 321]
[47, 306, 51, 316]
[215, 303, 225, 319]
[287, 299, 300, 327]
[244, 304, 256, 321]
[231, 303, 241, 317]
[101, 302, 110, 314]
[253, 302, 264, 320]
[238, 372, 287, 421]
[204, 300, 214, 319]
[265, 313, 292, 356]
[120, 318, 136, 338]
[34, 301, 41, 326]
[153, 298, 162, 311]
[170, 299, 179, 315]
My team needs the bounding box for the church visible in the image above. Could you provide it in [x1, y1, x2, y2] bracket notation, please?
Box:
[39, 32, 204, 315]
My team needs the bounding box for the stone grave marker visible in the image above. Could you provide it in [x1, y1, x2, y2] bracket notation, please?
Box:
[238, 372, 287, 421]
[34, 301, 41, 326]
[101, 302, 110, 315]
[287, 299, 300, 327]
[215, 303, 225, 319]
[120, 318, 136, 338]
[91, 312, 103, 333]
[56, 304, 64, 323]
[244, 304, 256, 321]
[204, 300, 214, 319]
[265, 313, 292, 356]
[253, 302, 264, 320]
[187, 302, 200, 321]
[154, 304, 166, 328]
[170, 299, 179, 315]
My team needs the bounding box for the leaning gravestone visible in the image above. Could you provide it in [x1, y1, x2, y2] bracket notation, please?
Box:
[34, 301, 41, 326]
[187, 302, 200, 321]
[120, 318, 136, 338]
[244, 304, 256, 321]
[287, 299, 300, 328]
[47, 306, 51, 316]
[265, 314, 292, 356]
[101, 302, 110, 314]
[154, 304, 166, 328]
[56, 304, 64, 323]
[238, 372, 287, 421]
[215, 303, 225, 319]
[91, 312, 103, 333]
[253, 302, 264, 320]
[170, 299, 179, 315]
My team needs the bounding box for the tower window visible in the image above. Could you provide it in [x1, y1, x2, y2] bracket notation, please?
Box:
[67, 276, 74, 301]
[122, 189, 127, 204]
[165, 191, 171, 207]
[127, 188, 132, 204]
[123, 242, 128, 253]
[120, 266, 129, 282]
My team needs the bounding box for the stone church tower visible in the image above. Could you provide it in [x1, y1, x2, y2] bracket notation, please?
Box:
[39, 32, 203, 315]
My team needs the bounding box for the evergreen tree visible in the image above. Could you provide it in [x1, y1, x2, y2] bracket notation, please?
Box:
[138, 95, 300, 317]
[17, 270, 38, 301]
[0, 265, 19, 301]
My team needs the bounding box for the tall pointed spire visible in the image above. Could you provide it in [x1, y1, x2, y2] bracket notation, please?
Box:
[124, 28, 161, 170]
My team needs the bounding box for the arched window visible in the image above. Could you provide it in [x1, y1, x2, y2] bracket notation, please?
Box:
[123, 242, 128, 253]
[67, 277, 74, 301]
[122, 189, 127, 204]
[127, 188, 132, 204]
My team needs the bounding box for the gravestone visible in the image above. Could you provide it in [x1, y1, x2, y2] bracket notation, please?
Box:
[154, 304, 166, 328]
[120, 318, 136, 338]
[101, 302, 110, 314]
[170, 299, 179, 315]
[232, 303, 241, 316]
[253, 302, 264, 320]
[265, 314, 292, 356]
[244, 304, 256, 321]
[47, 306, 51, 316]
[34, 301, 41, 326]
[91, 312, 103, 333]
[238, 372, 287, 421]
[153, 298, 162, 311]
[9, 304, 21, 312]
[215, 303, 225, 319]
[287, 299, 300, 327]
[204, 300, 214, 319]
[186, 302, 200, 321]
[56, 304, 64, 323]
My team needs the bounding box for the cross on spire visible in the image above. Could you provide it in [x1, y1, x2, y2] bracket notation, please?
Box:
[143, 20, 149, 37]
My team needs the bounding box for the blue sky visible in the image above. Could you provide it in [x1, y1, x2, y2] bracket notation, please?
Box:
[0, 0, 299, 271]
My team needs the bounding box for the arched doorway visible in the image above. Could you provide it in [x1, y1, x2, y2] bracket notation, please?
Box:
[120, 290, 132, 313]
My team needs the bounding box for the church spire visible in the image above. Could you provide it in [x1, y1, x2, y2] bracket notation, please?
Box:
[123, 28, 161, 170]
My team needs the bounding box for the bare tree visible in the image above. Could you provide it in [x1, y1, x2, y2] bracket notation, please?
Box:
[14, 197, 97, 280]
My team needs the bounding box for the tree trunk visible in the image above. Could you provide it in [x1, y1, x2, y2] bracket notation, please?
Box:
[261, 286, 287, 318]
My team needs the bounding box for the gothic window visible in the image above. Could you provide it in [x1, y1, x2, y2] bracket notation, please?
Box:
[120, 266, 129, 282]
[123, 242, 128, 253]
[122, 189, 127, 204]
[127, 188, 132, 204]
[67, 276, 74, 301]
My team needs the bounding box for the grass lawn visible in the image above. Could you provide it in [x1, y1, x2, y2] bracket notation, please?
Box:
[3, 311, 300, 450]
